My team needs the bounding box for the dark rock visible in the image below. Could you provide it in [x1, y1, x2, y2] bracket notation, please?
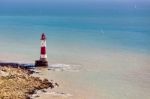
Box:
[35, 60, 48, 67]
[27, 89, 36, 95]
[41, 89, 47, 93]
[25, 95, 31, 99]
[55, 83, 59, 87]
[35, 95, 40, 98]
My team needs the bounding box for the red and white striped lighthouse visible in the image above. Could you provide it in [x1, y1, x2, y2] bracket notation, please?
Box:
[35, 33, 48, 66]
[40, 33, 47, 60]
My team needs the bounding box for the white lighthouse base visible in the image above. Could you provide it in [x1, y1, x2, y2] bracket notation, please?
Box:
[35, 60, 48, 67]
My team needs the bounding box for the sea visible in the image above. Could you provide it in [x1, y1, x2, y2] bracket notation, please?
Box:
[0, 1, 150, 99]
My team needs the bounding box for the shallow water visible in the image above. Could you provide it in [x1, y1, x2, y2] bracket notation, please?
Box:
[31, 50, 150, 99]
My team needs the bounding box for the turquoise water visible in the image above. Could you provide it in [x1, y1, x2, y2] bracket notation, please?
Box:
[0, 3, 150, 98]
[0, 15, 150, 63]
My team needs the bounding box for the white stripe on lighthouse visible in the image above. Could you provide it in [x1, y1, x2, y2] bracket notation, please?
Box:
[41, 40, 46, 47]
[40, 54, 47, 58]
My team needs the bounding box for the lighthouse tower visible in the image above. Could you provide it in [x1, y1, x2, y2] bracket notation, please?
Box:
[40, 33, 47, 60]
[35, 33, 48, 67]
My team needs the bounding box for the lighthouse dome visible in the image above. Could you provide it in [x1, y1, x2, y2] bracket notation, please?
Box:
[41, 33, 46, 40]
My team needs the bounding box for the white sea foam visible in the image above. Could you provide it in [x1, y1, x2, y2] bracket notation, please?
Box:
[50, 64, 71, 68]
[48, 64, 81, 72]
[45, 92, 73, 97]
[31, 90, 72, 98]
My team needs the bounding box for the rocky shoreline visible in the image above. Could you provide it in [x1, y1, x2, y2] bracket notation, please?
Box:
[0, 66, 58, 99]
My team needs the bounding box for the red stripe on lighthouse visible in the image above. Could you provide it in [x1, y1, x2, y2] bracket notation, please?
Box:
[41, 47, 46, 54]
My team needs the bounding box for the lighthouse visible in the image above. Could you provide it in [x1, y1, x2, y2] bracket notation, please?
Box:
[35, 33, 48, 67]
[40, 33, 47, 60]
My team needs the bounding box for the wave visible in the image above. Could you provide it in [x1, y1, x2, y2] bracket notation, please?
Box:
[45, 92, 72, 97]
[48, 64, 81, 72]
